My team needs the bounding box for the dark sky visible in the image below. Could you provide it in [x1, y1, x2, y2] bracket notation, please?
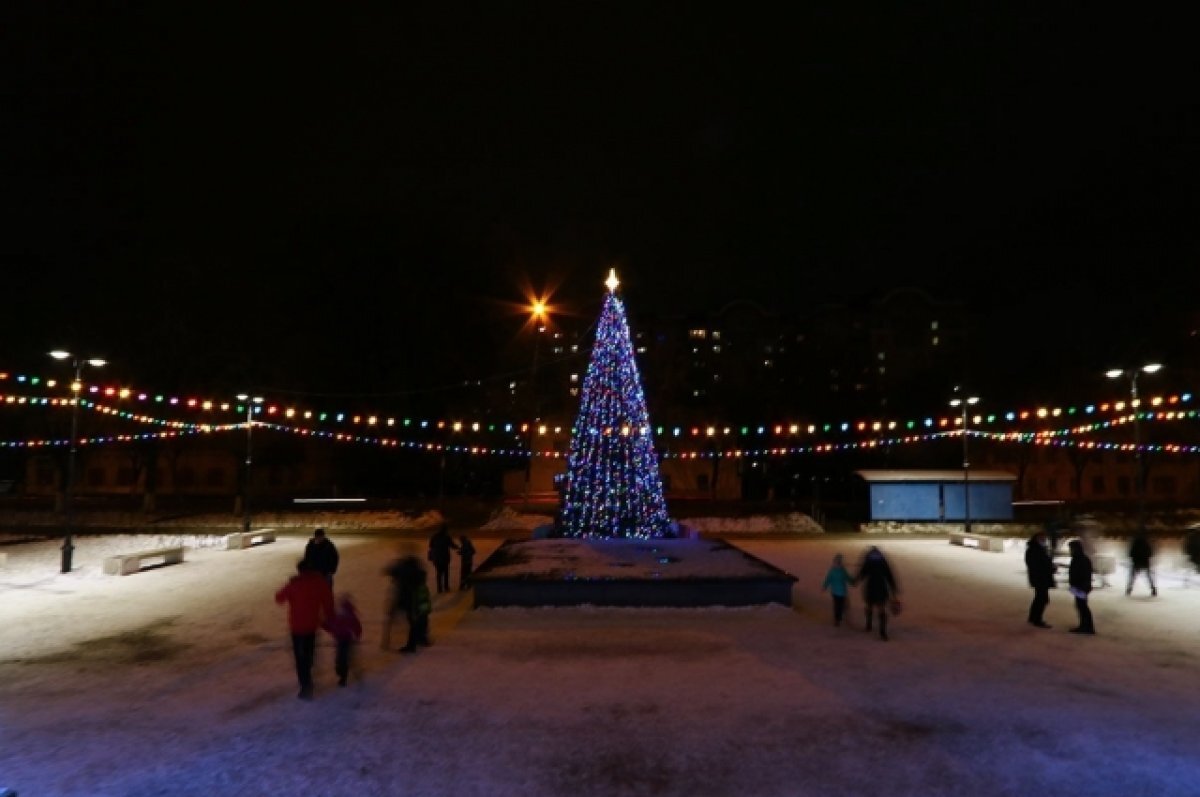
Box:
[5, 5, 1198, 401]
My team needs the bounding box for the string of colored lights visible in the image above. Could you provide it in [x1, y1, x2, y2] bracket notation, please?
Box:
[6, 385, 1199, 455]
[3, 370, 1193, 441]
[5, 417, 1200, 458]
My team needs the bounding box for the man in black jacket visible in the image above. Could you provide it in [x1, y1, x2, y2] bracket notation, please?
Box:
[1025, 532, 1057, 628]
[304, 528, 339, 587]
[1068, 539, 1096, 634]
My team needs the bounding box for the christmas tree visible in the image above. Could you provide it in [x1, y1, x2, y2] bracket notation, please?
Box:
[561, 269, 671, 538]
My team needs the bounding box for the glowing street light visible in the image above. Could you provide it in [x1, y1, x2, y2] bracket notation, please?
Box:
[949, 389, 980, 535]
[523, 298, 549, 509]
[236, 394, 264, 533]
[1106, 363, 1163, 534]
[49, 350, 107, 573]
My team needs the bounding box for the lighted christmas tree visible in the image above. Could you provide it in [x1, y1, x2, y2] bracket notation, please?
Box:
[561, 269, 671, 538]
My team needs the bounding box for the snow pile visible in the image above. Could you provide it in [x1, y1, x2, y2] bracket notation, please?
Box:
[680, 512, 824, 534]
[479, 506, 555, 531]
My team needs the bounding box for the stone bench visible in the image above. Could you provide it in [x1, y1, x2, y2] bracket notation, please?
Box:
[223, 528, 277, 550]
[102, 546, 185, 576]
[949, 532, 1005, 552]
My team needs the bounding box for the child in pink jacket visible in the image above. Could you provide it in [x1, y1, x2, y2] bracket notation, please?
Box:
[325, 594, 363, 686]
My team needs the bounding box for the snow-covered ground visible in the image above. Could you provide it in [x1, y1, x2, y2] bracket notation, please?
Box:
[3, 527, 1200, 797]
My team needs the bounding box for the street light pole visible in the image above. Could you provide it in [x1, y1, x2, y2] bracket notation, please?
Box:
[1106, 364, 1162, 534]
[523, 300, 547, 510]
[236, 394, 263, 533]
[950, 390, 980, 535]
[49, 350, 105, 573]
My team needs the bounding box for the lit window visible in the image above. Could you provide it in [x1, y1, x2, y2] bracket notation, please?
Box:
[712, 331, 721, 340]
[877, 352, 886, 360]
[763, 359, 773, 368]
[713, 374, 720, 382]
[569, 373, 579, 382]
[637, 346, 647, 354]
[932, 336, 939, 346]
[570, 345, 578, 353]
[689, 329, 707, 339]
[712, 345, 721, 353]
[931, 320, 939, 330]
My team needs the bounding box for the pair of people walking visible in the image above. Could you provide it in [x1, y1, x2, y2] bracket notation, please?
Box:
[821, 547, 900, 640]
[274, 552, 363, 700]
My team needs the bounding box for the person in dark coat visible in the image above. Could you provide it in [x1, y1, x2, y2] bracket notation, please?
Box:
[1025, 531, 1057, 628]
[274, 559, 336, 700]
[1068, 539, 1096, 634]
[456, 534, 477, 591]
[856, 546, 899, 641]
[1186, 528, 1200, 585]
[383, 547, 432, 652]
[1126, 533, 1157, 596]
[304, 528, 340, 587]
[427, 524, 459, 593]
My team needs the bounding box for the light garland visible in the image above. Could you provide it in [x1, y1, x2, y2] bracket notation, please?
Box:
[3, 370, 1194, 442]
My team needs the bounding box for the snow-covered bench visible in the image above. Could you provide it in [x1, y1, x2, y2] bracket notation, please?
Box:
[223, 528, 277, 550]
[102, 545, 185, 576]
[949, 531, 1005, 552]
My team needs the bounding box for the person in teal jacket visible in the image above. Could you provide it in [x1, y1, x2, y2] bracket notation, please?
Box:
[821, 553, 855, 627]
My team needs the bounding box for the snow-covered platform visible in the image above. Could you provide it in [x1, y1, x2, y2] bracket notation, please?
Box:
[471, 537, 797, 608]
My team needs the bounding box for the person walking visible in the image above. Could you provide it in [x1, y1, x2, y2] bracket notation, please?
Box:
[427, 523, 459, 594]
[1126, 532, 1157, 596]
[383, 546, 432, 652]
[821, 553, 855, 627]
[274, 559, 336, 700]
[856, 546, 899, 641]
[325, 593, 363, 687]
[456, 533, 477, 591]
[304, 528, 340, 587]
[1068, 539, 1096, 635]
[1025, 531, 1057, 628]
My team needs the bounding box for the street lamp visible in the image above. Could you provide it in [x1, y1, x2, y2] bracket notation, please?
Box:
[49, 350, 106, 573]
[236, 394, 264, 533]
[949, 389, 980, 534]
[1106, 363, 1163, 534]
[523, 299, 548, 510]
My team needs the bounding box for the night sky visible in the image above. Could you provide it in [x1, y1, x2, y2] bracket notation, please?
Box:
[6, 6, 1198, 404]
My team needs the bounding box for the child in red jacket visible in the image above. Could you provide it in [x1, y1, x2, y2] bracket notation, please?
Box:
[326, 593, 363, 686]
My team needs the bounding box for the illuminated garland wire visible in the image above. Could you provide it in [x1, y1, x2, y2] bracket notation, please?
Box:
[2, 371, 1194, 441]
[5, 421, 1199, 458]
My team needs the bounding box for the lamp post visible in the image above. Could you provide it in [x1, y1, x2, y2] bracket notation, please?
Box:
[949, 389, 980, 535]
[1106, 364, 1162, 534]
[236, 394, 264, 533]
[522, 299, 548, 510]
[49, 350, 106, 573]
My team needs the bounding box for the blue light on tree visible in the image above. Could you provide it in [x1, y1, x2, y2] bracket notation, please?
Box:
[561, 269, 671, 538]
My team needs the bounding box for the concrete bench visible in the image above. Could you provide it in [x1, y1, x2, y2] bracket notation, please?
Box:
[223, 528, 277, 550]
[103, 545, 185, 576]
[949, 532, 1005, 552]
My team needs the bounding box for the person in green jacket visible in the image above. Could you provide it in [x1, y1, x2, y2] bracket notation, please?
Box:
[821, 553, 855, 627]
